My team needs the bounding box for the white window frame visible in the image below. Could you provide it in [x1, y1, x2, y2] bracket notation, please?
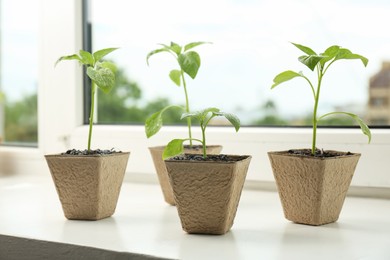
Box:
[0, 0, 389, 191]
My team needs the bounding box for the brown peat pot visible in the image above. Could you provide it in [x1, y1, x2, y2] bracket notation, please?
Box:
[165, 154, 251, 235]
[268, 150, 361, 226]
[149, 145, 223, 205]
[45, 152, 130, 220]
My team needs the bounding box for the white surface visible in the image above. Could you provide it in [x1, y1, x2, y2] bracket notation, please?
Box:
[1, 175, 390, 260]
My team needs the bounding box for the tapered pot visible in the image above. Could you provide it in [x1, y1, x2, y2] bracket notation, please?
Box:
[45, 152, 130, 220]
[165, 154, 251, 235]
[268, 150, 360, 226]
[149, 145, 223, 205]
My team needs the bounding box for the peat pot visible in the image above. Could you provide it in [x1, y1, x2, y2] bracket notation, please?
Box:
[149, 145, 223, 205]
[268, 150, 361, 226]
[45, 152, 130, 220]
[165, 154, 251, 235]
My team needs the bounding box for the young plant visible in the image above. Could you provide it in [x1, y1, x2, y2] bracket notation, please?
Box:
[162, 107, 240, 160]
[55, 48, 118, 152]
[145, 41, 210, 146]
[271, 43, 371, 155]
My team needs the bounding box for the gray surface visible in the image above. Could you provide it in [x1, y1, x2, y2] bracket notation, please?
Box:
[0, 235, 175, 260]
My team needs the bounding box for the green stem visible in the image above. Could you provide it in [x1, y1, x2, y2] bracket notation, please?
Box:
[312, 70, 323, 155]
[201, 125, 207, 159]
[201, 115, 215, 159]
[87, 81, 96, 152]
[181, 70, 192, 146]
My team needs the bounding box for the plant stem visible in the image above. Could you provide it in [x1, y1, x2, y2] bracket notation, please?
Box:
[87, 81, 96, 152]
[311, 71, 323, 155]
[201, 125, 207, 159]
[181, 70, 192, 146]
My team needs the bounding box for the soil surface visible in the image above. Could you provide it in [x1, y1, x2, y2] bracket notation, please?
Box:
[168, 154, 247, 162]
[62, 149, 121, 156]
[287, 148, 353, 158]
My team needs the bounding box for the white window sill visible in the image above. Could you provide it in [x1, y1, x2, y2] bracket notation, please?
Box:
[1, 126, 389, 190]
[68, 125, 390, 188]
[1, 174, 390, 260]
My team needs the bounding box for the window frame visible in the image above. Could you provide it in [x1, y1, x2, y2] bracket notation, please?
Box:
[0, 0, 389, 190]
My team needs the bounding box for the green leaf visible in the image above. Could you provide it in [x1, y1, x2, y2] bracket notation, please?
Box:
[145, 110, 163, 138]
[335, 48, 369, 67]
[79, 50, 94, 66]
[319, 112, 371, 143]
[320, 45, 340, 66]
[291, 42, 317, 55]
[99, 61, 117, 74]
[145, 105, 183, 138]
[170, 42, 182, 55]
[298, 55, 324, 71]
[169, 70, 181, 86]
[54, 54, 81, 67]
[181, 107, 220, 121]
[271, 70, 302, 89]
[214, 112, 241, 132]
[355, 116, 372, 143]
[341, 113, 371, 143]
[93, 47, 118, 62]
[180, 111, 198, 120]
[163, 139, 185, 159]
[178, 51, 201, 79]
[323, 45, 340, 59]
[184, 41, 211, 52]
[86, 66, 115, 94]
[146, 47, 170, 66]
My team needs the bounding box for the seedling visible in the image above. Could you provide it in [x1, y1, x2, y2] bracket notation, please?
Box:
[145, 41, 210, 146]
[162, 107, 240, 159]
[55, 48, 118, 152]
[271, 43, 371, 155]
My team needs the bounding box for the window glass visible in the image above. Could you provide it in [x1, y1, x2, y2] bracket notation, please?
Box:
[0, 0, 38, 145]
[88, 0, 390, 126]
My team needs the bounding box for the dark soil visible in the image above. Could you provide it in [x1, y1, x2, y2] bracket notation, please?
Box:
[168, 154, 248, 162]
[62, 148, 121, 156]
[287, 148, 353, 158]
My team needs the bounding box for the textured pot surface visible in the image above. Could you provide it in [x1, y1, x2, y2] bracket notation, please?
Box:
[45, 152, 130, 220]
[268, 150, 360, 226]
[149, 145, 223, 205]
[165, 155, 251, 235]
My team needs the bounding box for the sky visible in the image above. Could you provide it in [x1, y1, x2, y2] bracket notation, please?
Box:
[0, 0, 39, 101]
[1, 0, 390, 124]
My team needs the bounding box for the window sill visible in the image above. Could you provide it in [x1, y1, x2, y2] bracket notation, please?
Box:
[68, 125, 390, 188]
[1, 174, 390, 259]
[1, 126, 389, 188]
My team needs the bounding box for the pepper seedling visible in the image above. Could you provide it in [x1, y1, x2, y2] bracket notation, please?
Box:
[162, 107, 240, 159]
[55, 48, 118, 152]
[271, 43, 371, 155]
[145, 41, 210, 147]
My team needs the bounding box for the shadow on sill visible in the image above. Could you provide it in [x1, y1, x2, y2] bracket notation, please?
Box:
[0, 235, 176, 260]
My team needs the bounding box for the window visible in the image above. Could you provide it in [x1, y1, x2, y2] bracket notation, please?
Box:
[370, 97, 386, 107]
[0, 1, 388, 190]
[0, 0, 39, 146]
[87, 0, 390, 127]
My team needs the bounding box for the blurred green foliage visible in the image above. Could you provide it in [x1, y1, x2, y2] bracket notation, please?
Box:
[2, 67, 358, 145]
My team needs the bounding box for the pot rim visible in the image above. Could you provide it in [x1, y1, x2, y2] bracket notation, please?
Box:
[268, 149, 361, 160]
[148, 145, 222, 150]
[45, 151, 130, 158]
[164, 154, 252, 164]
